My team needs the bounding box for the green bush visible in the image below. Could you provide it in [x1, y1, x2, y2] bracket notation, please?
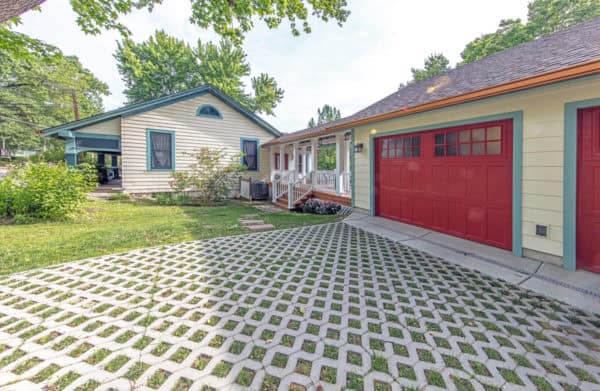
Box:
[0, 162, 94, 221]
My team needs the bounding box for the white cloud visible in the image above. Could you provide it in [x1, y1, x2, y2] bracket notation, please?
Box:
[15, 0, 529, 133]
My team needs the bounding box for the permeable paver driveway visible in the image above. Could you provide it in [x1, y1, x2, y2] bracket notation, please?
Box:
[1, 223, 599, 391]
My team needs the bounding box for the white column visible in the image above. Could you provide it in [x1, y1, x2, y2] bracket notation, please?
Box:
[335, 134, 343, 195]
[311, 139, 318, 173]
[292, 142, 299, 180]
[279, 144, 284, 177]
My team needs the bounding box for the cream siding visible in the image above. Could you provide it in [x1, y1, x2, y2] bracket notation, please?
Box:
[353, 75, 600, 258]
[75, 117, 121, 136]
[120, 93, 274, 193]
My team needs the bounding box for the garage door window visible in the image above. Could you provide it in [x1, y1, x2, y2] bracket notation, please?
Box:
[381, 135, 421, 159]
[435, 125, 502, 157]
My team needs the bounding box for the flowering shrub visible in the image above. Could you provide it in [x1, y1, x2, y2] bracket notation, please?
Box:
[301, 199, 341, 215]
[0, 162, 95, 221]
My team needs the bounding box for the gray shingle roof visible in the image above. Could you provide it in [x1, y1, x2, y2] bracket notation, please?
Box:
[268, 16, 600, 146]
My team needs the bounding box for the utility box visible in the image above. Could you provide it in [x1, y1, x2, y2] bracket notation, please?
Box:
[250, 181, 269, 200]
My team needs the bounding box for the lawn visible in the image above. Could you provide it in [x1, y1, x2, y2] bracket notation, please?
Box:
[0, 200, 341, 274]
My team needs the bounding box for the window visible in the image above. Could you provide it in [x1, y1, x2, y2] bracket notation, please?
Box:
[241, 139, 258, 171]
[435, 125, 502, 157]
[274, 153, 280, 170]
[284, 153, 289, 170]
[381, 135, 421, 159]
[298, 153, 303, 173]
[196, 104, 222, 119]
[147, 130, 175, 170]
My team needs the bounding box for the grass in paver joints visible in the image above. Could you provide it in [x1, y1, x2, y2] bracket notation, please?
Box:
[235, 368, 255, 386]
[147, 369, 170, 389]
[0, 200, 340, 274]
[2, 222, 600, 391]
[212, 361, 233, 377]
[124, 361, 150, 381]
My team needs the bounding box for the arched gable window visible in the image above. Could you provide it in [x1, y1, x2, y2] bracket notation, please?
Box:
[196, 104, 223, 119]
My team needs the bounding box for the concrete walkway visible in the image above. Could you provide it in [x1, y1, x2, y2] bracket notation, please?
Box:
[345, 210, 600, 315]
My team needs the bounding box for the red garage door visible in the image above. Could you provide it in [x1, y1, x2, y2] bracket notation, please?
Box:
[375, 120, 513, 250]
[577, 106, 600, 273]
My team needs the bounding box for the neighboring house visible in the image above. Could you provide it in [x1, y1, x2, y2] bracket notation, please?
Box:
[262, 17, 600, 274]
[42, 85, 281, 194]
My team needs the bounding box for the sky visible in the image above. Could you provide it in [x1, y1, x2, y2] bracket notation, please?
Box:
[15, 0, 529, 133]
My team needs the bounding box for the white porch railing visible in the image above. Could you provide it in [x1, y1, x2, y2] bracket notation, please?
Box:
[342, 171, 351, 195]
[288, 174, 313, 209]
[314, 170, 337, 192]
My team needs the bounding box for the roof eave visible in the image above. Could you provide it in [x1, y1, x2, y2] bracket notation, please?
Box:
[326, 59, 600, 132]
[262, 58, 600, 148]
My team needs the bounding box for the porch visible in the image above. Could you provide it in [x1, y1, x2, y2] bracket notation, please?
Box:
[265, 131, 352, 209]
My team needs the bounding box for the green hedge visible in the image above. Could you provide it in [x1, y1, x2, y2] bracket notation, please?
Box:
[0, 162, 96, 222]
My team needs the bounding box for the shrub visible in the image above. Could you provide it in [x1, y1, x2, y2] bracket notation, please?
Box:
[0, 162, 94, 221]
[302, 199, 341, 215]
[170, 147, 246, 205]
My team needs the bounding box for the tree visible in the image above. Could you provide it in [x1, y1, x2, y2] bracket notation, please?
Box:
[410, 53, 450, 82]
[460, 0, 600, 64]
[0, 29, 108, 156]
[70, 0, 350, 45]
[307, 104, 341, 128]
[527, 0, 600, 35]
[307, 104, 342, 170]
[115, 31, 284, 114]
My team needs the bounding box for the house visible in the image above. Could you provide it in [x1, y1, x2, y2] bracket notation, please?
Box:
[42, 85, 281, 194]
[262, 17, 600, 274]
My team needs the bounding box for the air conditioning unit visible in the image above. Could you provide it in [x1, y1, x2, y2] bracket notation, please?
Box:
[250, 181, 269, 200]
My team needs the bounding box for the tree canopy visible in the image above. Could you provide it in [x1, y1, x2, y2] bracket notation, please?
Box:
[115, 31, 284, 115]
[70, 0, 350, 45]
[460, 0, 600, 64]
[307, 104, 341, 128]
[410, 53, 450, 82]
[0, 28, 108, 155]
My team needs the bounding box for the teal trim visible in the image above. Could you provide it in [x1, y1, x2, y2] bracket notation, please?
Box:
[73, 133, 121, 153]
[563, 97, 600, 271]
[368, 111, 524, 256]
[350, 129, 355, 208]
[41, 85, 281, 138]
[65, 153, 77, 166]
[146, 129, 176, 171]
[369, 135, 375, 216]
[196, 104, 223, 119]
[240, 137, 260, 172]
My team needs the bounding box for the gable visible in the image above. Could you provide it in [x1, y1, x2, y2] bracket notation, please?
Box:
[123, 93, 277, 140]
[42, 85, 280, 138]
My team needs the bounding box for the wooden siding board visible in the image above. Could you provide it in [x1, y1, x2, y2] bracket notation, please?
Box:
[121, 93, 274, 193]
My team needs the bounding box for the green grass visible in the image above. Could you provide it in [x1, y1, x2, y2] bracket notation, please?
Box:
[0, 200, 340, 274]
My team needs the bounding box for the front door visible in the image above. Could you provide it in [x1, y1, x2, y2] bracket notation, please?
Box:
[577, 106, 600, 273]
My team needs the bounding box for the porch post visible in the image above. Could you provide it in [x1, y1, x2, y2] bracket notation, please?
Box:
[335, 133, 343, 195]
[311, 139, 318, 173]
[292, 142, 299, 181]
[279, 144, 284, 177]
[65, 137, 77, 166]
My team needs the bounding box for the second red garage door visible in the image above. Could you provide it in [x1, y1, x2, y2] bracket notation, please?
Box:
[375, 119, 513, 250]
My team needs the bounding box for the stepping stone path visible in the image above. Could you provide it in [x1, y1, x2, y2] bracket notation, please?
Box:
[239, 215, 274, 231]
